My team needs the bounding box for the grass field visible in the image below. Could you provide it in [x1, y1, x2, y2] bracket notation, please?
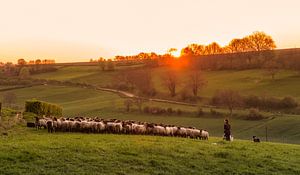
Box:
[1, 67, 300, 174]
[1, 85, 300, 144]
[0, 127, 299, 175]
[32, 66, 300, 100]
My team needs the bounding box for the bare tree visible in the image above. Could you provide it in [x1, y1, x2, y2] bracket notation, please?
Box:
[131, 69, 155, 96]
[114, 69, 155, 96]
[212, 90, 243, 116]
[188, 70, 207, 97]
[264, 59, 280, 80]
[124, 99, 133, 112]
[163, 70, 178, 97]
[98, 59, 106, 71]
[106, 59, 115, 71]
[132, 97, 146, 112]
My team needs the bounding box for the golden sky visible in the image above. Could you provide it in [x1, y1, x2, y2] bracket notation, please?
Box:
[0, 0, 300, 63]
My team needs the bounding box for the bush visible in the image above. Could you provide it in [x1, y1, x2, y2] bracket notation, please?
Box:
[280, 96, 298, 108]
[244, 95, 298, 109]
[244, 95, 260, 108]
[143, 106, 150, 113]
[166, 108, 173, 115]
[246, 108, 264, 120]
[149, 107, 158, 114]
[25, 100, 62, 116]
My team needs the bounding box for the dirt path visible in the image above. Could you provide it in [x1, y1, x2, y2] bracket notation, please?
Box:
[96, 87, 198, 106]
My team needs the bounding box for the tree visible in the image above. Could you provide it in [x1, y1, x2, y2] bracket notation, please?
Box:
[2, 92, 17, 107]
[248, 31, 276, 51]
[212, 90, 243, 116]
[19, 67, 30, 79]
[131, 69, 156, 96]
[168, 48, 177, 54]
[188, 70, 207, 97]
[17, 59, 26, 66]
[181, 47, 194, 57]
[99, 59, 106, 71]
[132, 97, 146, 112]
[264, 59, 280, 80]
[124, 99, 133, 112]
[228, 37, 251, 53]
[35, 59, 41, 65]
[106, 59, 115, 71]
[163, 70, 178, 97]
[293, 59, 300, 75]
[181, 44, 205, 57]
[205, 42, 222, 55]
[3, 62, 17, 76]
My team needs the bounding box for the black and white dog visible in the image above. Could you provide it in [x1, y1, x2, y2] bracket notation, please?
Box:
[253, 136, 260, 142]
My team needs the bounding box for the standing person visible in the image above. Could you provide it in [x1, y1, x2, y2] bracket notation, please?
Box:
[224, 119, 231, 141]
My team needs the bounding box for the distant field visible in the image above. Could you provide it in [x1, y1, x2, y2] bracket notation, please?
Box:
[1, 85, 300, 144]
[0, 128, 299, 175]
[32, 66, 300, 100]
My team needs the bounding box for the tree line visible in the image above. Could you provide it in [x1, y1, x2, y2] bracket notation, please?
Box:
[180, 31, 276, 56]
[111, 31, 300, 75]
[0, 58, 57, 78]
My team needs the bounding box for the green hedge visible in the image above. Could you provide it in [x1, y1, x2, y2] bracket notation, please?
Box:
[25, 99, 62, 116]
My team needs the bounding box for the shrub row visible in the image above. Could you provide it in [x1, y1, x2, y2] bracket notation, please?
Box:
[244, 95, 298, 109]
[143, 106, 182, 115]
[245, 108, 265, 120]
[25, 100, 62, 116]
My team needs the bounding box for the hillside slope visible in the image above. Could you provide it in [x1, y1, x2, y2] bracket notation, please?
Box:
[0, 129, 299, 175]
[1, 85, 300, 144]
[32, 66, 300, 100]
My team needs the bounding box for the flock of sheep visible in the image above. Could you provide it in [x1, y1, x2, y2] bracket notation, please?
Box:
[35, 117, 209, 140]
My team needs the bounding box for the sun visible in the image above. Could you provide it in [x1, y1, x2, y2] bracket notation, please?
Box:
[171, 50, 181, 58]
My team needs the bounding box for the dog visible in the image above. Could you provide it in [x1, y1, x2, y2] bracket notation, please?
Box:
[253, 136, 260, 142]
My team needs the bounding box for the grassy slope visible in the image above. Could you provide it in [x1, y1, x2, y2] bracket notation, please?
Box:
[1, 85, 300, 144]
[0, 128, 299, 175]
[33, 66, 300, 100]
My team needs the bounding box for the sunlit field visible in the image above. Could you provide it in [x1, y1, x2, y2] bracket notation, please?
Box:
[1, 1, 300, 174]
[0, 127, 299, 175]
[1, 85, 299, 144]
[33, 66, 300, 100]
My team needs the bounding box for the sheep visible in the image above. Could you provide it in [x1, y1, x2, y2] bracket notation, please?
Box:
[200, 130, 209, 140]
[170, 126, 178, 137]
[134, 124, 146, 135]
[153, 125, 165, 136]
[122, 122, 133, 134]
[165, 126, 173, 136]
[34, 116, 209, 141]
[60, 119, 69, 132]
[105, 121, 116, 133]
[186, 127, 194, 138]
[96, 121, 106, 133]
[37, 118, 47, 130]
[52, 118, 58, 132]
[46, 120, 54, 133]
[114, 122, 123, 134]
[177, 127, 187, 138]
[56, 118, 63, 131]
